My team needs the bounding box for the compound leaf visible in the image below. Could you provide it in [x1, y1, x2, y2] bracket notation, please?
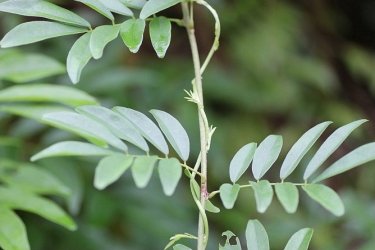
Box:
[0, 21, 87, 48]
[304, 119, 367, 180]
[131, 156, 158, 188]
[150, 109, 189, 161]
[76, 105, 148, 151]
[158, 158, 182, 196]
[313, 142, 375, 183]
[252, 135, 282, 180]
[229, 143, 257, 183]
[284, 228, 313, 250]
[67, 32, 92, 84]
[250, 180, 273, 213]
[31, 141, 116, 161]
[275, 182, 299, 213]
[76, 0, 114, 21]
[219, 183, 240, 209]
[90, 25, 120, 59]
[149, 16, 171, 58]
[140, 0, 181, 19]
[280, 121, 332, 180]
[245, 220, 269, 250]
[302, 184, 344, 216]
[94, 154, 133, 190]
[120, 19, 145, 53]
[0, 0, 90, 28]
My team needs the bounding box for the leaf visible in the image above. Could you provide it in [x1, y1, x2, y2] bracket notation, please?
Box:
[0, 0, 91, 28]
[0, 105, 69, 122]
[275, 182, 299, 213]
[113, 107, 169, 154]
[140, 0, 181, 19]
[245, 220, 270, 250]
[0, 84, 98, 106]
[120, 0, 146, 9]
[219, 231, 241, 250]
[158, 158, 182, 196]
[120, 19, 146, 53]
[1, 164, 71, 197]
[94, 154, 133, 190]
[31, 141, 116, 161]
[0, 21, 87, 48]
[90, 25, 120, 59]
[229, 143, 257, 183]
[150, 109, 189, 161]
[75, 0, 114, 21]
[205, 199, 220, 213]
[0, 187, 77, 230]
[0, 205, 30, 250]
[0, 53, 65, 83]
[250, 180, 273, 213]
[219, 183, 240, 209]
[67, 32, 92, 84]
[252, 135, 282, 180]
[280, 121, 332, 180]
[98, 0, 133, 16]
[284, 228, 313, 250]
[76, 105, 148, 151]
[313, 142, 375, 183]
[42, 111, 128, 151]
[173, 244, 192, 250]
[302, 184, 344, 216]
[131, 156, 158, 188]
[149, 17, 171, 58]
[304, 119, 367, 180]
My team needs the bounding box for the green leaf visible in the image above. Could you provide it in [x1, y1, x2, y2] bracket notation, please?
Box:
[0, 21, 87, 48]
[304, 119, 367, 180]
[205, 199, 220, 213]
[120, 0, 146, 9]
[90, 25, 120, 59]
[0, 104, 69, 121]
[0, 205, 30, 250]
[280, 121, 332, 180]
[0, 53, 65, 83]
[131, 156, 158, 188]
[245, 220, 269, 250]
[284, 228, 313, 250]
[275, 182, 299, 213]
[252, 135, 282, 180]
[67, 32, 92, 84]
[229, 143, 257, 183]
[250, 180, 273, 213]
[140, 0, 181, 19]
[0, 0, 91, 28]
[42, 111, 128, 151]
[0, 187, 77, 230]
[158, 158, 182, 196]
[94, 154, 133, 190]
[219, 183, 240, 209]
[149, 16, 171, 58]
[113, 107, 169, 154]
[98, 0, 133, 16]
[219, 231, 241, 250]
[120, 19, 145, 53]
[31, 141, 116, 161]
[173, 244, 192, 250]
[0, 84, 98, 106]
[75, 0, 114, 21]
[302, 184, 344, 216]
[313, 142, 375, 183]
[150, 109, 189, 161]
[76, 105, 148, 151]
[0, 164, 71, 197]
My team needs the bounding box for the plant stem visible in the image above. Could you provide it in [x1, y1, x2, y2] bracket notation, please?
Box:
[182, 2, 209, 250]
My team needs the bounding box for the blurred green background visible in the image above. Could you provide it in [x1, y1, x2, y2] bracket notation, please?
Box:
[0, 0, 374, 249]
